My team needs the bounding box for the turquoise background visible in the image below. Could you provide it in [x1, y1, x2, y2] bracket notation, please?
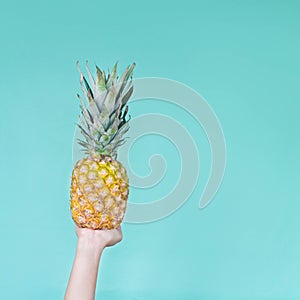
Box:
[0, 0, 299, 299]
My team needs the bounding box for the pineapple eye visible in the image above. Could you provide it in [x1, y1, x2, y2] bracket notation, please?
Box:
[94, 179, 103, 188]
[99, 188, 108, 197]
[84, 209, 92, 217]
[78, 215, 86, 223]
[113, 207, 119, 215]
[89, 222, 97, 229]
[99, 168, 108, 176]
[116, 195, 123, 202]
[111, 184, 119, 193]
[87, 193, 98, 202]
[80, 165, 89, 173]
[84, 185, 93, 192]
[105, 196, 113, 208]
[105, 175, 114, 184]
[95, 202, 104, 212]
[120, 181, 127, 188]
[120, 200, 126, 209]
[90, 162, 98, 170]
[88, 171, 97, 179]
[110, 164, 116, 171]
[79, 175, 87, 184]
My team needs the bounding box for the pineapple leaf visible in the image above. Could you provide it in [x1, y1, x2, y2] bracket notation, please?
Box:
[77, 94, 94, 128]
[85, 60, 96, 90]
[106, 61, 118, 89]
[77, 139, 92, 150]
[116, 62, 136, 100]
[120, 84, 134, 110]
[96, 65, 106, 91]
[83, 76, 94, 101]
[103, 84, 117, 115]
[75, 61, 136, 156]
[77, 124, 94, 144]
[118, 105, 129, 129]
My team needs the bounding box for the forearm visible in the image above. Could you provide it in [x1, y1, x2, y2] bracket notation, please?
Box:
[64, 238, 106, 300]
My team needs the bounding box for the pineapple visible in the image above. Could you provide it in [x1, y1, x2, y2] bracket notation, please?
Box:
[70, 61, 135, 229]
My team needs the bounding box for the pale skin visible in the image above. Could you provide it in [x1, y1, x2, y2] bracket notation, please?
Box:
[64, 226, 122, 300]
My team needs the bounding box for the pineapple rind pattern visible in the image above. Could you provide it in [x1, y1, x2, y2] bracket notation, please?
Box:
[71, 155, 129, 229]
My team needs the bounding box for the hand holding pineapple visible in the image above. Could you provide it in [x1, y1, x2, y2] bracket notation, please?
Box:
[75, 225, 123, 248]
[65, 226, 123, 300]
[70, 61, 135, 230]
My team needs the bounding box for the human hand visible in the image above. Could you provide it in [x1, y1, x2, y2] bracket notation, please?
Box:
[65, 226, 122, 300]
[75, 225, 123, 249]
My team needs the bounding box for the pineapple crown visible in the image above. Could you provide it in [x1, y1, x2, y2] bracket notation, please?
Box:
[76, 61, 135, 158]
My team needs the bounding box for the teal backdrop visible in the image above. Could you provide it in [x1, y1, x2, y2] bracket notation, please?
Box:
[0, 0, 299, 299]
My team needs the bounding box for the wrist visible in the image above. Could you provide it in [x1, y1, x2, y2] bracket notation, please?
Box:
[77, 235, 106, 256]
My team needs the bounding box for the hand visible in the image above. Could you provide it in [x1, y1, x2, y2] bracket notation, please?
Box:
[65, 226, 123, 300]
[75, 225, 123, 249]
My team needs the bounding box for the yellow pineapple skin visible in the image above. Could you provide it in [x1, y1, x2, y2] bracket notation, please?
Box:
[70, 154, 129, 229]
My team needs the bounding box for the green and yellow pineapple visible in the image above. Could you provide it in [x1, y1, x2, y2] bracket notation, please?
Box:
[70, 61, 135, 229]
